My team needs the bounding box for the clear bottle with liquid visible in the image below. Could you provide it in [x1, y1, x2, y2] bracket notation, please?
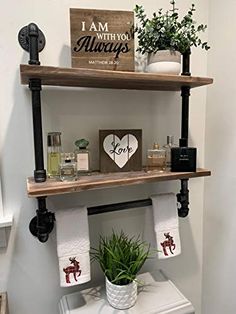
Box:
[163, 135, 178, 170]
[147, 143, 166, 172]
[47, 132, 62, 178]
[74, 139, 90, 175]
[59, 153, 77, 181]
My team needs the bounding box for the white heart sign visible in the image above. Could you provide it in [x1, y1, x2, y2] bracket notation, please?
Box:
[103, 134, 138, 168]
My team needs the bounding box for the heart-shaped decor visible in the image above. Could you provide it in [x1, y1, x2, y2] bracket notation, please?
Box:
[103, 134, 138, 168]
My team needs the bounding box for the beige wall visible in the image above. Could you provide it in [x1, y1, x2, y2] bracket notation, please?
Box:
[203, 0, 236, 313]
[0, 1, 209, 313]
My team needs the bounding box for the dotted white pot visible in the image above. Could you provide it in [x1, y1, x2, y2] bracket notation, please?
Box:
[146, 50, 181, 74]
[105, 277, 138, 310]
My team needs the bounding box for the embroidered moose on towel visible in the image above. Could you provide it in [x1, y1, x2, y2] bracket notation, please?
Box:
[160, 232, 176, 256]
[63, 257, 82, 283]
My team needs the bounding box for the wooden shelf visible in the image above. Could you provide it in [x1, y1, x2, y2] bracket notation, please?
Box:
[20, 64, 213, 91]
[27, 168, 211, 197]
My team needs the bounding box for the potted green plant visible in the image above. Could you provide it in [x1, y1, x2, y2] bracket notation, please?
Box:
[91, 230, 151, 310]
[134, 0, 210, 74]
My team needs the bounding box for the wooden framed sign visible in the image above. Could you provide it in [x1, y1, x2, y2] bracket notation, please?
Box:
[99, 129, 142, 173]
[70, 8, 134, 71]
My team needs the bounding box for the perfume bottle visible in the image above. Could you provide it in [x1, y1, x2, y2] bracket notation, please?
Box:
[59, 153, 76, 181]
[47, 132, 62, 178]
[147, 143, 166, 172]
[74, 139, 90, 174]
[171, 139, 197, 172]
[163, 135, 178, 170]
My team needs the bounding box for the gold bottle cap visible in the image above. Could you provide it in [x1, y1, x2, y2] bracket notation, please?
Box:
[153, 143, 159, 149]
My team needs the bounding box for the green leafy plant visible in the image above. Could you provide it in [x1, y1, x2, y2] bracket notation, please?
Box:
[91, 231, 151, 285]
[134, 0, 210, 54]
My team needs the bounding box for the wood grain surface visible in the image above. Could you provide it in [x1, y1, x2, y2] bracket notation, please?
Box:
[27, 168, 211, 197]
[20, 65, 213, 91]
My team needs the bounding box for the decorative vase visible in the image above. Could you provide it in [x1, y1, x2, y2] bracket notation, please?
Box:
[146, 50, 181, 74]
[105, 277, 138, 309]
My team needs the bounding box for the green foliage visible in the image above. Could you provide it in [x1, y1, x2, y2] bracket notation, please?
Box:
[134, 1, 210, 54]
[91, 231, 151, 285]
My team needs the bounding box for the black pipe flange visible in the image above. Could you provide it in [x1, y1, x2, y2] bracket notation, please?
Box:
[18, 24, 46, 53]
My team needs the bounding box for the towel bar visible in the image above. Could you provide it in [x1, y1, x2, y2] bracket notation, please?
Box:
[29, 182, 189, 242]
[87, 185, 189, 216]
[88, 198, 152, 215]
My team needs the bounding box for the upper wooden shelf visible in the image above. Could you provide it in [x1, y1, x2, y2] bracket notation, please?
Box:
[20, 65, 213, 91]
[27, 168, 211, 197]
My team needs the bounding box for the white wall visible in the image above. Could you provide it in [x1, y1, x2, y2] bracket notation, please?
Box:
[0, 1, 209, 313]
[203, 0, 236, 313]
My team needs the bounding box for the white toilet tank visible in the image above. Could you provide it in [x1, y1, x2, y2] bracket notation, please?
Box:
[59, 270, 194, 314]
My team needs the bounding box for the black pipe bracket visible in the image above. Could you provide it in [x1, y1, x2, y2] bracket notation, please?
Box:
[29, 198, 55, 242]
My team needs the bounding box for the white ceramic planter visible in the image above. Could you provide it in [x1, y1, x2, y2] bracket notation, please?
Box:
[105, 277, 137, 310]
[146, 50, 181, 74]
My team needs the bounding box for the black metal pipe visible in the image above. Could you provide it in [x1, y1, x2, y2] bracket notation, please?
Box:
[179, 52, 191, 217]
[24, 23, 46, 182]
[180, 86, 190, 147]
[177, 179, 189, 217]
[27, 23, 40, 65]
[18, 23, 46, 182]
[181, 50, 191, 76]
[37, 197, 47, 212]
[88, 198, 152, 215]
[29, 79, 46, 182]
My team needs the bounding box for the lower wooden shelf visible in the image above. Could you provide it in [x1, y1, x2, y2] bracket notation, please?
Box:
[27, 168, 211, 198]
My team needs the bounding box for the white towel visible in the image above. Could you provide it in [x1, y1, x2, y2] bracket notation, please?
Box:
[56, 207, 91, 287]
[151, 193, 181, 259]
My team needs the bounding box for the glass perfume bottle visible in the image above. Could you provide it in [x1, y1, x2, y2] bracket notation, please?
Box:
[59, 153, 77, 181]
[163, 135, 178, 170]
[47, 132, 62, 178]
[74, 139, 90, 175]
[147, 143, 166, 172]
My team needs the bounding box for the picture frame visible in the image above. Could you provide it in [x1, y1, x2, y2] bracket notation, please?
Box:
[70, 8, 134, 71]
[99, 129, 142, 173]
